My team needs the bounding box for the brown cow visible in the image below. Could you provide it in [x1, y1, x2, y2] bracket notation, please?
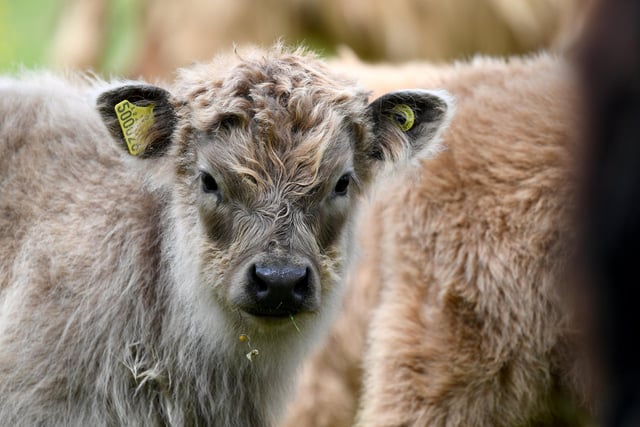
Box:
[283, 52, 590, 426]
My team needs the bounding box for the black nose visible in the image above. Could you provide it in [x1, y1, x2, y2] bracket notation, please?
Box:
[245, 263, 312, 317]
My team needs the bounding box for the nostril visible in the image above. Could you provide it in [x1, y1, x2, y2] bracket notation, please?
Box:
[250, 265, 269, 296]
[293, 267, 310, 300]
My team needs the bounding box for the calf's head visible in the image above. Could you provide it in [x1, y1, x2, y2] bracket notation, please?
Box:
[96, 46, 453, 334]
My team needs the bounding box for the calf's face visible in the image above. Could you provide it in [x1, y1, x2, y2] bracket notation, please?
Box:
[96, 48, 453, 330]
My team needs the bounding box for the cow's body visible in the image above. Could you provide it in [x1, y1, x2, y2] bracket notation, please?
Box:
[283, 52, 588, 427]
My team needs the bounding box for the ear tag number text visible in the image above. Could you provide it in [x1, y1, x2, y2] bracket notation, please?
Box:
[115, 100, 155, 156]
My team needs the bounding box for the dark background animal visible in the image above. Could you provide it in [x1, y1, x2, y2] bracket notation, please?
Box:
[576, 0, 640, 425]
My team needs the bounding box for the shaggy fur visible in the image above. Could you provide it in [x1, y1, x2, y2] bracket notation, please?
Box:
[0, 45, 452, 426]
[282, 53, 587, 427]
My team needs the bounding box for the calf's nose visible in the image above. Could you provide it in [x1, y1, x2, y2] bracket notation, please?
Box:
[245, 263, 312, 317]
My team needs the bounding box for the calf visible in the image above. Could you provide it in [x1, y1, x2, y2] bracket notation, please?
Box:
[0, 45, 453, 426]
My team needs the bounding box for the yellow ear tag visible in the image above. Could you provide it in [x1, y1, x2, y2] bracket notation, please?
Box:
[114, 100, 155, 156]
[390, 104, 415, 132]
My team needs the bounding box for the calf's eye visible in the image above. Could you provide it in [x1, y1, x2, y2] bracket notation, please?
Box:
[333, 174, 351, 196]
[200, 171, 219, 194]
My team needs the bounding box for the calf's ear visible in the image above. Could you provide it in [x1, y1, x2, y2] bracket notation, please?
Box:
[97, 85, 178, 158]
[367, 89, 454, 162]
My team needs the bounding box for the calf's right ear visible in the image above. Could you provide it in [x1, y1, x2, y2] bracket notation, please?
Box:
[96, 85, 178, 158]
[367, 89, 454, 162]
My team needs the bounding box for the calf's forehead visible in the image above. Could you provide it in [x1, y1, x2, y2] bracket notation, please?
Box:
[174, 48, 372, 192]
[174, 47, 369, 118]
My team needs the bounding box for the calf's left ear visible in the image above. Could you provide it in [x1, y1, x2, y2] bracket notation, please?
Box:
[367, 89, 454, 162]
[96, 84, 178, 158]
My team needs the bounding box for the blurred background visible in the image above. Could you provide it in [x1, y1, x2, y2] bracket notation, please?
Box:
[0, 0, 590, 81]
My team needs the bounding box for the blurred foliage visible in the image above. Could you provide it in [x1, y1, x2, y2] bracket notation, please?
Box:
[101, 0, 142, 75]
[0, 0, 141, 75]
[0, 0, 585, 79]
[0, 0, 64, 72]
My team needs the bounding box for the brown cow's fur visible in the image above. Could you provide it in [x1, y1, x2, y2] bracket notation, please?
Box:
[282, 53, 588, 427]
[0, 46, 452, 426]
